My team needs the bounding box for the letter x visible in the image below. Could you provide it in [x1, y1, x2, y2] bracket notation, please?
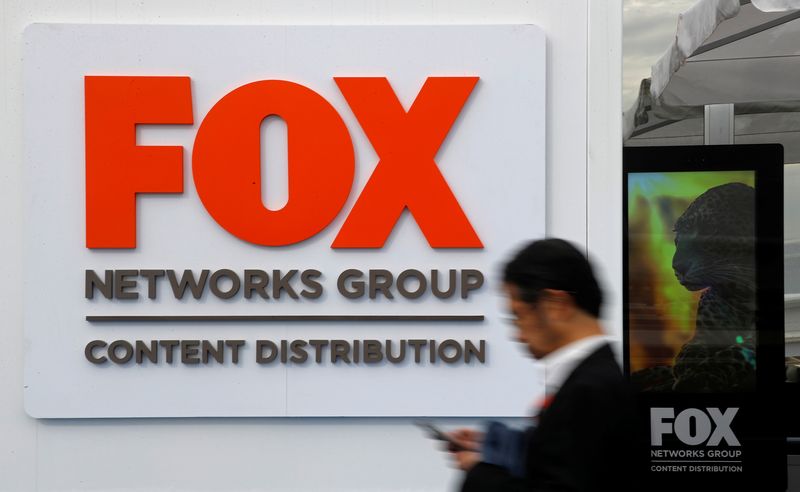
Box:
[332, 77, 483, 248]
[707, 408, 740, 446]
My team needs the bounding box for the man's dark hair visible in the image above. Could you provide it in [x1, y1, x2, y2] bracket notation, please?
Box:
[503, 238, 603, 317]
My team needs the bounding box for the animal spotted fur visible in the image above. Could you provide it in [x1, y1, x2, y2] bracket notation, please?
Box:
[670, 182, 756, 392]
[633, 182, 757, 392]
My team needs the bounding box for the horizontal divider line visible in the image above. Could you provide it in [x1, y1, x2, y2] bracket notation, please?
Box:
[86, 315, 485, 322]
[649, 460, 742, 463]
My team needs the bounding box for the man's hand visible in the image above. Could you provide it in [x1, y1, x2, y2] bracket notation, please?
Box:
[446, 428, 483, 471]
[448, 428, 483, 451]
[452, 450, 482, 471]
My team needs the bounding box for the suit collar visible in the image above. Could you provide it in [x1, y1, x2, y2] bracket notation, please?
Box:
[540, 335, 609, 396]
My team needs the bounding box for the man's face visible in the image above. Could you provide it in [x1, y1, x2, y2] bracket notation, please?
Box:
[504, 283, 560, 359]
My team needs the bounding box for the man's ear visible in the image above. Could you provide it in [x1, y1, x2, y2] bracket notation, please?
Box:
[540, 289, 577, 320]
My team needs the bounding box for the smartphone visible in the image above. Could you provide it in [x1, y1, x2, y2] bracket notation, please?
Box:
[415, 421, 472, 452]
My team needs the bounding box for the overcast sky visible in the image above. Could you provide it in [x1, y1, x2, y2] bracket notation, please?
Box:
[623, 0, 696, 109]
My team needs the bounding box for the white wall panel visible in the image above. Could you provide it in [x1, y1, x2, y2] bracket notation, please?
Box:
[588, 0, 623, 348]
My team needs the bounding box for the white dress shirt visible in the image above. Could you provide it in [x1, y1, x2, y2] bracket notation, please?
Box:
[540, 334, 609, 397]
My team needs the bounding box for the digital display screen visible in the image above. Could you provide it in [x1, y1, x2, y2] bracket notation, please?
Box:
[623, 146, 785, 489]
[626, 171, 757, 393]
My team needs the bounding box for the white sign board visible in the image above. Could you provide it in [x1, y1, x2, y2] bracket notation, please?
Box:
[24, 24, 545, 417]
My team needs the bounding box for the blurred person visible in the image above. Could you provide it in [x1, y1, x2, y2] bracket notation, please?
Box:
[449, 238, 641, 491]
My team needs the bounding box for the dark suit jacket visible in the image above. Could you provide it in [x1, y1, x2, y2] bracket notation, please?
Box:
[462, 343, 642, 491]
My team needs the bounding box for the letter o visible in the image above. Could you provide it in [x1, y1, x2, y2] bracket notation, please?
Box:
[193, 80, 355, 246]
[209, 269, 241, 299]
[674, 409, 712, 445]
[108, 340, 134, 364]
[397, 269, 427, 299]
[438, 339, 463, 363]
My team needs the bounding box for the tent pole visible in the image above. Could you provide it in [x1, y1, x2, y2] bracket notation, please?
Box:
[704, 103, 735, 144]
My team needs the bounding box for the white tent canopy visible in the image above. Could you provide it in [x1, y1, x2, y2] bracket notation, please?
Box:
[624, 0, 800, 160]
[652, 0, 800, 106]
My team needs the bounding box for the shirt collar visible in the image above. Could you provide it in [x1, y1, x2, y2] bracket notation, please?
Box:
[540, 334, 609, 397]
